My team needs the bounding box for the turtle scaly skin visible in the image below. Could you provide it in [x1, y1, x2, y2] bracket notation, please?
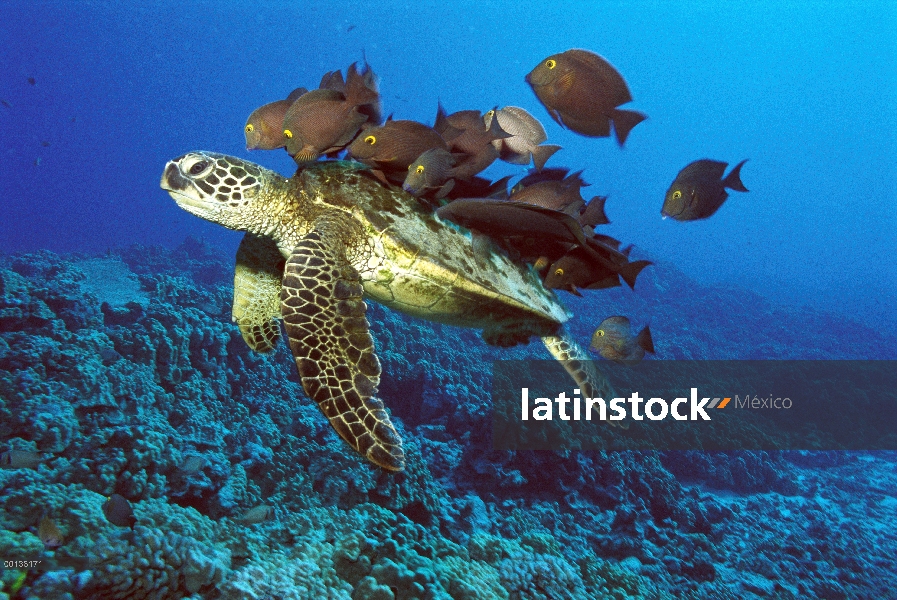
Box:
[161, 152, 616, 470]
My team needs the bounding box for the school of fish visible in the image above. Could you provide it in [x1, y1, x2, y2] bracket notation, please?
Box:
[240, 49, 750, 364]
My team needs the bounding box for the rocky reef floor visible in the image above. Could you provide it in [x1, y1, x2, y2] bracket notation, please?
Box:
[1, 239, 895, 599]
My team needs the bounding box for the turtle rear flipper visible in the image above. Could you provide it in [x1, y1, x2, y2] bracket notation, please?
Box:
[281, 227, 405, 471]
[542, 330, 627, 429]
[233, 233, 285, 353]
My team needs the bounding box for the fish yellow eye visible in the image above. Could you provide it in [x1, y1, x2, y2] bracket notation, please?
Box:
[245, 124, 254, 133]
[554, 268, 564, 276]
[283, 129, 293, 139]
[672, 190, 682, 200]
[596, 329, 605, 337]
[486, 110, 494, 117]
[546, 59, 557, 69]
[415, 165, 425, 174]
[364, 135, 376, 145]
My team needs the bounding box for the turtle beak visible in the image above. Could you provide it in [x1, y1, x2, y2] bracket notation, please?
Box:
[161, 161, 190, 192]
[160, 160, 211, 216]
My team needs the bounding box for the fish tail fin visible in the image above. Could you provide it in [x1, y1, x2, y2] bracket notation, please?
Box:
[486, 175, 512, 199]
[611, 109, 647, 147]
[344, 63, 380, 108]
[724, 159, 749, 192]
[532, 144, 562, 170]
[636, 325, 655, 354]
[619, 259, 652, 290]
[579, 195, 610, 227]
[541, 329, 623, 426]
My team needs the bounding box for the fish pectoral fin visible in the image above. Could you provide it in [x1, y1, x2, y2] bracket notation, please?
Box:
[548, 108, 566, 128]
[281, 224, 404, 471]
[434, 179, 455, 199]
[233, 233, 285, 353]
[554, 70, 577, 94]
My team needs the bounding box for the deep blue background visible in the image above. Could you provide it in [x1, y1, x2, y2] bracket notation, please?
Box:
[1, 1, 895, 332]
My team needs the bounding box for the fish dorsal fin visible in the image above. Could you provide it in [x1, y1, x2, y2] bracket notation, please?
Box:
[286, 87, 308, 102]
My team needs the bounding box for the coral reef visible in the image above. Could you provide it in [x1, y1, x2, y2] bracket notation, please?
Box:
[1, 240, 896, 598]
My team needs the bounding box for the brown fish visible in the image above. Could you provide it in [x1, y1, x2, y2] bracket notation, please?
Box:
[590, 316, 655, 364]
[38, 516, 64, 549]
[0, 449, 42, 469]
[509, 171, 588, 216]
[544, 244, 651, 294]
[102, 494, 136, 528]
[449, 174, 512, 199]
[238, 505, 273, 524]
[347, 119, 449, 176]
[436, 200, 595, 264]
[282, 64, 380, 162]
[544, 250, 620, 295]
[244, 87, 307, 151]
[434, 106, 510, 180]
[526, 49, 646, 146]
[402, 148, 457, 198]
[662, 159, 749, 221]
[483, 106, 561, 170]
[435, 105, 508, 171]
[578, 196, 610, 229]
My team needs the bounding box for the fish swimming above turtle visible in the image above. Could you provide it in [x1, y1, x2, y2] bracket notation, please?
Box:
[483, 106, 561, 170]
[526, 49, 646, 146]
[161, 155, 620, 471]
[662, 159, 749, 221]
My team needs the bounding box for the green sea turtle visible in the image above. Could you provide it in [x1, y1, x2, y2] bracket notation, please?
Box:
[160, 152, 616, 471]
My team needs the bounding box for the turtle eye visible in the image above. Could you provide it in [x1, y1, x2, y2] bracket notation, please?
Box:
[364, 135, 376, 145]
[554, 268, 564, 277]
[415, 165, 425, 174]
[245, 124, 254, 133]
[672, 190, 682, 200]
[283, 129, 293, 139]
[189, 160, 209, 175]
[546, 59, 557, 69]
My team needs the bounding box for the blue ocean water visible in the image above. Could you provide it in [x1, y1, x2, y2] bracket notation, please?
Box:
[1, 1, 895, 329]
[1, 1, 896, 599]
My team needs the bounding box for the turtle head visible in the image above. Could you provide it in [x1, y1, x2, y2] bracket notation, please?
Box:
[161, 152, 269, 229]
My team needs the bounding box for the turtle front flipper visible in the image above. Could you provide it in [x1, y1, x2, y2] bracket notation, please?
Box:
[542, 330, 626, 429]
[281, 227, 405, 471]
[233, 233, 286, 353]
